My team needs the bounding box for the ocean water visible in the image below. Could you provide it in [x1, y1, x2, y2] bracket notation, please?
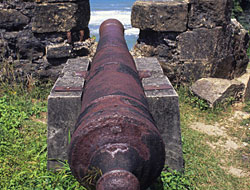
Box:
[89, 0, 139, 49]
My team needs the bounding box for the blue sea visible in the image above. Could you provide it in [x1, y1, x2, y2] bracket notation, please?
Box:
[89, 0, 139, 50]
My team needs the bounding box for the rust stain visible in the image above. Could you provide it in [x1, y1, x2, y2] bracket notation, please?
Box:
[54, 86, 82, 92]
[144, 84, 172, 91]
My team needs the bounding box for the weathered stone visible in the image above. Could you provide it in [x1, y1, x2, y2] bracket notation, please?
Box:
[178, 27, 236, 80]
[178, 27, 226, 61]
[47, 57, 89, 170]
[245, 76, 250, 101]
[46, 43, 72, 59]
[132, 1, 249, 85]
[231, 19, 250, 78]
[37, 58, 67, 82]
[191, 78, 245, 107]
[131, 0, 188, 32]
[35, 0, 79, 3]
[0, 38, 8, 60]
[188, 0, 233, 29]
[72, 41, 91, 57]
[16, 30, 44, 60]
[135, 57, 183, 171]
[236, 69, 250, 101]
[0, 9, 29, 30]
[32, 2, 90, 33]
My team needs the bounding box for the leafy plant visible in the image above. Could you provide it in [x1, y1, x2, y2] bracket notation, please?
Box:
[161, 167, 192, 190]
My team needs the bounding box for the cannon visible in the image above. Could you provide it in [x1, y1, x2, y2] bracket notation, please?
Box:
[68, 19, 165, 190]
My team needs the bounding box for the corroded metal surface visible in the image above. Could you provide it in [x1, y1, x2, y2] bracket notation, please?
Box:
[68, 19, 165, 190]
[96, 170, 140, 190]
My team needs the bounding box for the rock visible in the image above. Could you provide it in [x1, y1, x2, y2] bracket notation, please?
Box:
[0, 9, 29, 30]
[32, 2, 90, 33]
[236, 69, 250, 101]
[131, 0, 188, 32]
[0, 38, 8, 60]
[178, 27, 221, 61]
[245, 76, 250, 101]
[46, 43, 72, 59]
[231, 19, 250, 78]
[35, 0, 79, 3]
[178, 27, 235, 79]
[191, 78, 245, 107]
[73, 41, 90, 57]
[16, 30, 44, 60]
[133, 43, 156, 57]
[188, 0, 232, 29]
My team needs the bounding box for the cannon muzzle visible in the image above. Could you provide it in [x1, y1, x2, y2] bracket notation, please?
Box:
[68, 19, 165, 190]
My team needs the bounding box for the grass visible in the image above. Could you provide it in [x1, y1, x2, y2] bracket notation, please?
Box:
[0, 81, 250, 189]
[178, 86, 250, 190]
[0, 82, 86, 190]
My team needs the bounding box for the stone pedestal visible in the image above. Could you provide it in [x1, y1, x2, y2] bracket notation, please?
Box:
[47, 57, 89, 170]
[47, 57, 183, 171]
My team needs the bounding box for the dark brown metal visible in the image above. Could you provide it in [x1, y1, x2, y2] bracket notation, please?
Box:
[68, 19, 165, 190]
[96, 170, 140, 190]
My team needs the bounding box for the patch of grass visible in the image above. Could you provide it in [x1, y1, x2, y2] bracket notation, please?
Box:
[177, 86, 250, 190]
[243, 100, 250, 113]
[0, 82, 86, 190]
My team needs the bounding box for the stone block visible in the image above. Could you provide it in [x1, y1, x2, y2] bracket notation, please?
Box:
[191, 78, 245, 107]
[231, 19, 250, 78]
[47, 57, 89, 170]
[178, 27, 236, 79]
[32, 2, 90, 33]
[0, 9, 29, 30]
[131, 0, 188, 32]
[188, 0, 232, 29]
[46, 43, 72, 59]
[135, 57, 183, 171]
[178, 27, 224, 61]
[16, 30, 45, 60]
[35, 0, 81, 3]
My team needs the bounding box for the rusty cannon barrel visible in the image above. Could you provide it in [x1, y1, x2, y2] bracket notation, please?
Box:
[68, 19, 165, 190]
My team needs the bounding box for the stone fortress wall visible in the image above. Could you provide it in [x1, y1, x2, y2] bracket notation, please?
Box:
[0, 0, 91, 82]
[131, 0, 249, 84]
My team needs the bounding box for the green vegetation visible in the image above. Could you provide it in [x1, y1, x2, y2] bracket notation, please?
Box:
[0, 81, 249, 189]
[0, 83, 86, 190]
[232, 0, 243, 18]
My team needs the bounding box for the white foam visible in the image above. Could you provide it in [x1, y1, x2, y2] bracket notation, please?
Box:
[125, 28, 139, 36]
[90, 10, 131, 27]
